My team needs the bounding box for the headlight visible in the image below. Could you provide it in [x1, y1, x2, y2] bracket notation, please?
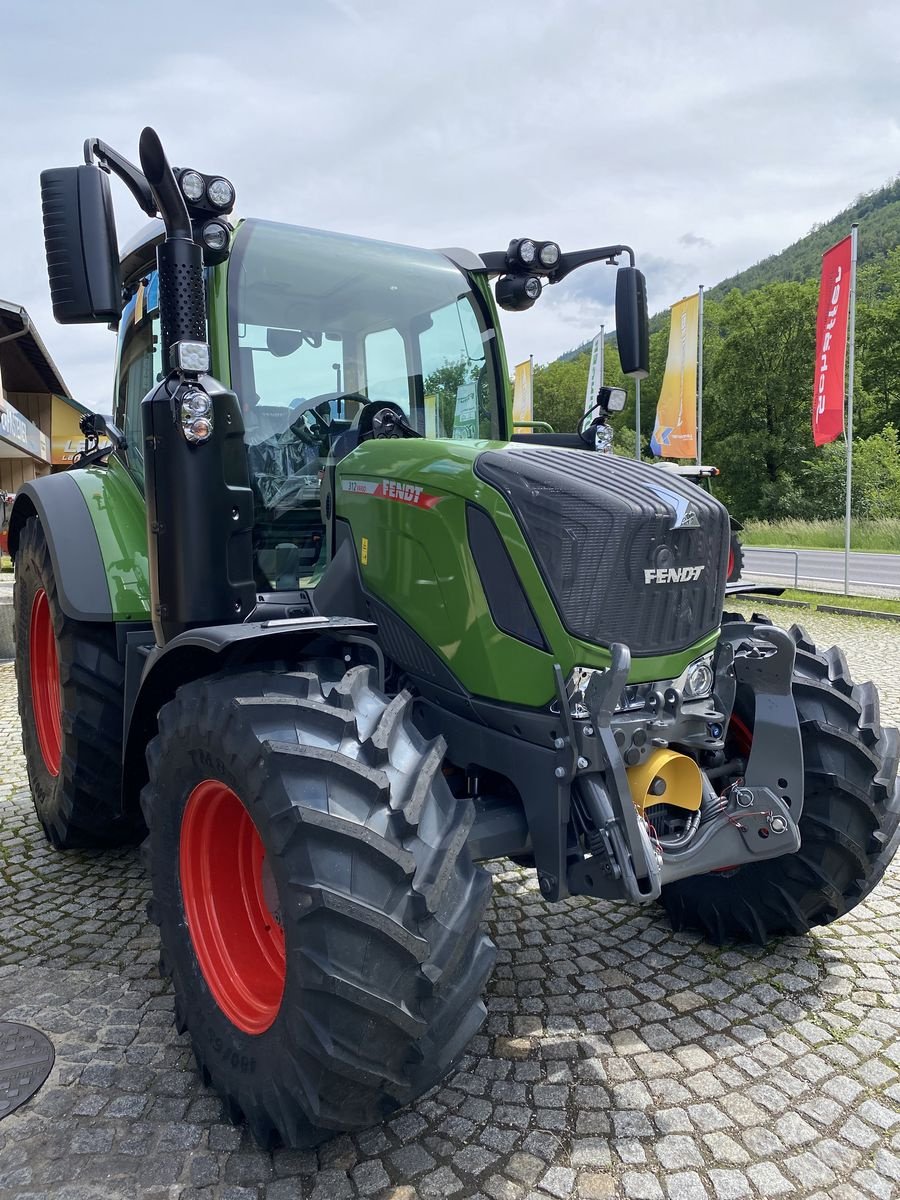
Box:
[181, 388, 213, 443]
[683, 655, 715, 700]
[207, 177, 235, 209]
[524, 276, 542, 300]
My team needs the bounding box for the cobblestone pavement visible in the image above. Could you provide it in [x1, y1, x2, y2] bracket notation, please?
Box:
[1, 609, 899, 1200]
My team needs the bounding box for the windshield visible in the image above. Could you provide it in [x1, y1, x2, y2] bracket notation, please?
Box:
[228, 219, 502, 444]
[227, 219, 504, 592]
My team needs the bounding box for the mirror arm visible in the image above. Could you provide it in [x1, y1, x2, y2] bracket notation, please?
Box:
[547, 244, 635, 284]
[84, 138, 158, 218]
[477, 244, 634, 280]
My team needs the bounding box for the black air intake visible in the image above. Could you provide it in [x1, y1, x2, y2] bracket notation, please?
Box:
[476, 447, 729, 656]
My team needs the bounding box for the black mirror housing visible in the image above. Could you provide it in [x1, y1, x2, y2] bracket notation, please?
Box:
[40, 165, 121, 324]
[615, 266, 650, 379]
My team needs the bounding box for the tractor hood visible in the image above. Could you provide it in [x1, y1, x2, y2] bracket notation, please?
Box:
[332, 439, 727, 709]
[475, 445, 730, 657]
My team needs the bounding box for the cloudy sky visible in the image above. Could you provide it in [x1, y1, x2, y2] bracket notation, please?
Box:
[3, 0, 900, 405]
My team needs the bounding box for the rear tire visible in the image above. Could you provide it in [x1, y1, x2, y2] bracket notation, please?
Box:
[14, 516, 135, 848]
[141, 664, 496, 1148]
[660, 622, 900, 944]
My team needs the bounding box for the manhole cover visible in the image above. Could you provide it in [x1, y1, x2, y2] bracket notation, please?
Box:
[0, 1021, 55, 1120]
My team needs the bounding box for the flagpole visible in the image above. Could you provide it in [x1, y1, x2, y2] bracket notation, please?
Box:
[843, 224, 859, 596]
[599, 325, 605, 390]
[696, 284, 704, 464]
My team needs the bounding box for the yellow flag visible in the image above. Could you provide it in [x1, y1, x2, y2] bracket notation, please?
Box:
[512, 359, 533, 424]
[651, 295, 699, 458]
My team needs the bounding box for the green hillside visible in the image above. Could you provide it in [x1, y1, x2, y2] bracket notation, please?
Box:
[708, 176, 900, 298]
[559, 174, 900, 358]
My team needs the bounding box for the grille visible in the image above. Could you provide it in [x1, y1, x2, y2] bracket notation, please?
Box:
[476, 447, 729, 656]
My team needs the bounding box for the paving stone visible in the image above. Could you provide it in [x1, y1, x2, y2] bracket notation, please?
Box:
[665, 1173, 709, 1200]
[0, 617, 899, 1200]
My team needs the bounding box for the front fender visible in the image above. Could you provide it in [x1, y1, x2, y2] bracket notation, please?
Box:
[10, 458, 150, 622]
[10, 474, 113, 621]
[122, 616, 377, 813]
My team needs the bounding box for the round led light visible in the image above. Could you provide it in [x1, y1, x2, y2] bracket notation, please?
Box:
[180, 171, 205, 202]
[524, 276, 542, 300]
[183, 414, 213, 443]
[684, 660, 714, 699]
[182, 389, 211, 417]
[207, 177, 235, 209]
[202, 221, 229, 252]
[518, 239, 537, 265]
[539, 241, 560, 267]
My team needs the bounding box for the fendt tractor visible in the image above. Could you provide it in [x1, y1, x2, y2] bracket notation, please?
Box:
[11, 129, 899, 1148]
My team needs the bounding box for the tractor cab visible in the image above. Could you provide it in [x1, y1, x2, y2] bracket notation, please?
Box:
[115, 218, 508, 592]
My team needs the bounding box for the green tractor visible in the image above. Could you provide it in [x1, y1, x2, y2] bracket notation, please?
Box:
[11, 128, 899, 1148]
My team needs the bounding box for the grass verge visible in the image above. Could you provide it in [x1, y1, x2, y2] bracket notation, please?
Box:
[742, 518, 900, 553]
[744, 587, 900, 616]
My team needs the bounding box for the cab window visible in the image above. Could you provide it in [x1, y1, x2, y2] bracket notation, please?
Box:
[114, 274, 162, 488]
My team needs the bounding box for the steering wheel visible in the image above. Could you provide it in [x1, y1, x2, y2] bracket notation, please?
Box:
[354, 400, 415, 441]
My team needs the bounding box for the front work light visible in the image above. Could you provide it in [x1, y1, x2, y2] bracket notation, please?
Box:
[517, 238, 537, 266]
[207, 177, 235, 209]
[538, 241, 560, 267]
[171, 341, 211, 375]
[496, 273, 542, 311]
[180, 170, 205, 202]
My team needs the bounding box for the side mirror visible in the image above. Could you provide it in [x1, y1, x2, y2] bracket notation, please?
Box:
[615, 266, 649, 379]
[40, 165, 121, 324]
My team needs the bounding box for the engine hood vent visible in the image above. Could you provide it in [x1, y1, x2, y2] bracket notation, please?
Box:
[475, 446, 729, 656]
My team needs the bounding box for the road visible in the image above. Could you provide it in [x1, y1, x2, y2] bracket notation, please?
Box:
[743, 545, 900, 593]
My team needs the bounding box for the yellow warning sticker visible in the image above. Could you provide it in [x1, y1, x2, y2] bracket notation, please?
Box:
[361, 537, 369, 565]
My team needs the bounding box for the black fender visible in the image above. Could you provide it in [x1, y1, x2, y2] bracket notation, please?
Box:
[729, 515, 744, 532]
[9, 476, 112, 621]
[121, 615, 378, 814]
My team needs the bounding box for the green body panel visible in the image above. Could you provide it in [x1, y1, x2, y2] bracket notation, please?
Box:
[335, 440, 717, 708]
[68, 457, 151, 620]
[207, 258, 231, 385]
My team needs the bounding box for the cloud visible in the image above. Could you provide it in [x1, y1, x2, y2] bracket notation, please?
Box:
[2, 0, 900, 399]
[679, 233, 712, 249]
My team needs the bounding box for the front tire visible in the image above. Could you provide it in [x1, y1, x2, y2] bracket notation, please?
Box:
[727, 531, 744, 582]
[141, 665, 495, 1148]
[14, 516, 135, 848]
[660, 623, 900, 944]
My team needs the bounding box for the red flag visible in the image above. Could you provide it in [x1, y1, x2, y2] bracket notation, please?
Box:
[813, 236, 852, 446]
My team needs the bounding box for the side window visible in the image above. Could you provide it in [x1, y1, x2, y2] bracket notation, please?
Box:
[114, 274, 162, 488]
[419, 298, 497, 440]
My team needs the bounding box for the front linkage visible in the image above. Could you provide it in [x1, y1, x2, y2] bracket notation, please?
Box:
[530, 622, 803, 904]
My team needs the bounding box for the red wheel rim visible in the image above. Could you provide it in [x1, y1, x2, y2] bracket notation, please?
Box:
[727, 545, 735, 579]
[180, 781, 285, 1034]
[729, 712, 753, 756]
[29, 589, 62, 776]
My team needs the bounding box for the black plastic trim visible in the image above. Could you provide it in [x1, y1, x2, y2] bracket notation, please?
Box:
[466, 503, 549, 652]
[9, 475, 112, 621]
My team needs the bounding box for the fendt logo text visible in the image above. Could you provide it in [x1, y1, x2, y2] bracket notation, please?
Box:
[644, 566, 706, 584]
